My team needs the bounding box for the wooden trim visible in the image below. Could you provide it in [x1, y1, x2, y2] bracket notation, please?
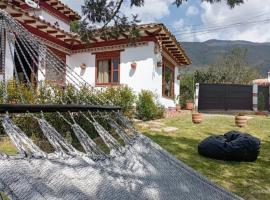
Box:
[162, 57, 175, 99]
[39, 2, 74, 23]
[72, 36, 157, 51]
[20, 22, 70, 49]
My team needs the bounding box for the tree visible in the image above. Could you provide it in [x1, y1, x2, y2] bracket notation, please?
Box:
[77, 0, 244, 41]
[194, 48, 260, 85]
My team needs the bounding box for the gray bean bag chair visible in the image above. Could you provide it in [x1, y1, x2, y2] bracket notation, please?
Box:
[198, 131, 260, 162]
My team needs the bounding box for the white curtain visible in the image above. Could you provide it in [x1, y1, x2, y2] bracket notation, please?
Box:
[98, 60, 110, 83]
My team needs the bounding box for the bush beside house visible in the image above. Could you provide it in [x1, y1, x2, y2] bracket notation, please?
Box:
[0, 82, 165, 145]
[136, 90, 165, 121]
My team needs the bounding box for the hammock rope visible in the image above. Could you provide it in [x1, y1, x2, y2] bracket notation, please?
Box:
[0, 10, 242, 200]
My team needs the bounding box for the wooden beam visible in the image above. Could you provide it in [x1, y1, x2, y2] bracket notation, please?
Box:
[164, 44, 175, 48]
[162, 41, 173, 44]
[0, 5, 7, 9]
[161, 37, 170, 40]
[24, 20, 36, 24]
[50, 2, 58, 6]
[36, 25, 48, 29]
[57, 6, 65, 11]
[47, 30, 58, 34]
[168, 48, 178, 51]
[63, 10, 71, 14]
[56, 35, 66, 38]
[144, 28, 162, 36]
[10, 13, 23, 17]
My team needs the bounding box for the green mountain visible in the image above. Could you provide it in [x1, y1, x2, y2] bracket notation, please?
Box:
[181, 40, 270, 74]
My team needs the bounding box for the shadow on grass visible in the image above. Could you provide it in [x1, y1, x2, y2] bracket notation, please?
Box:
[142, 130, 270, 200]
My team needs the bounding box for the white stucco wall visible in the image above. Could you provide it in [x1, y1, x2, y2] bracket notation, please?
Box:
[66, 52, 96, 85]
[31, 10, 70, 32]
[66, 42, 179, 108]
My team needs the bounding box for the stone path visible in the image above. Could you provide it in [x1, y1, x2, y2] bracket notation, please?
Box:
[135, 120, 179, 133]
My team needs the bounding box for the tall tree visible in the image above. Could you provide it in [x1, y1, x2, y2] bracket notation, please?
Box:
[194, 48, 261, 84]
[77, 0, 244, 42]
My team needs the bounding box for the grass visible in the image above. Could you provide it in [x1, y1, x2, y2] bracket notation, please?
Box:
[0, 114, 269, 199]
[0, 137, 17, 155]
[138, 114, 270, 200]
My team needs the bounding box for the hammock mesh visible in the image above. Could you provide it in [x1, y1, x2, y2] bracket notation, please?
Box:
[0, 9, 242, 200]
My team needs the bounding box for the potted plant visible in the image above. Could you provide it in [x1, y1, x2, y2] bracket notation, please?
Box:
[256, 92, 267, 116]
[192, 110, 203, 124]
[235, 113, 248, 128]
[186, 100, 194, 110]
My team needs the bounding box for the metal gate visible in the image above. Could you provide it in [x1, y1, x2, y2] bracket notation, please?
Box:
[198, 83, 253, 110]
[258, 86, 270, 110]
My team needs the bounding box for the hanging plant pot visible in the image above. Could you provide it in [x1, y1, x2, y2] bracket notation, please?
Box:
[186, 102, 194, 110]
[80, 63, 87, 70]
[192, 113, 203, 124]
[131, 62, 137, 70]
[235, 114, 248, 128]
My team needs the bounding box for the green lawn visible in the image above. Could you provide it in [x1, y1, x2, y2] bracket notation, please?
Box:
[0, 114, 269, 199]
[138, 114, 270, 200]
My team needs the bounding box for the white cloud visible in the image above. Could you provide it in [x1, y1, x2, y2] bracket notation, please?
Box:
[193, 0, 270, 42]
[60, 0, 83, 14]
[60, 0, 174, 23]
[121, 0, 175, 23]
[186, 5, 199, 16]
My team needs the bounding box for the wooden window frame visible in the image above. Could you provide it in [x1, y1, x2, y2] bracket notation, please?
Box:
[162, 58, 175, 99]
[95, 51, 120, 86]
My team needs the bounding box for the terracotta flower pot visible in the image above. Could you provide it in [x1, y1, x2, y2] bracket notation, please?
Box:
[131, 63, 137, 70]
[255, 111, 267, 116]
[192, 113, 203, 124]
[235, 115, 248, 128]
[186, 102, 194, 110]
[176, 104, 181, 111]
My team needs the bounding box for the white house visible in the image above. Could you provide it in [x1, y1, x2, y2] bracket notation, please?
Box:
[0, 0, 191, 108]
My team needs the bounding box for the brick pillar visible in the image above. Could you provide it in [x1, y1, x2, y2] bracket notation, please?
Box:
[194, 83, 199, 111]
[253, 83, 258, 111]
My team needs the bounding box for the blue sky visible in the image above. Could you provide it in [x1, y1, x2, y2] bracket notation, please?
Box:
[61, 0, 270, 42]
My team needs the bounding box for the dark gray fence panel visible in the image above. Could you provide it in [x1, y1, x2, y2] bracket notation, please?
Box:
[199, 83, 253, 110]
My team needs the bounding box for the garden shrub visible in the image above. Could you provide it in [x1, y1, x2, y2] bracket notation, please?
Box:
[179, 74, 194, 108]
[136, 90, 164, 121]
[102, 85, 136, 117]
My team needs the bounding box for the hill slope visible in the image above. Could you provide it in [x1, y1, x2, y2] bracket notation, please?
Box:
[181, 40, 270, 74]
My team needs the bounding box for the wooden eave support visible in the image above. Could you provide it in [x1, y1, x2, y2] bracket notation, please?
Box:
[37, 25, 48, 29]
[63, 10, 71, 14]
[24, 19, 36, 24]
[0, 5, 7, 9]
[47, 30, 58, 34]
[56, 35, 66, 39]
[144, 28, 162, 36]
[10, 13, 23, 17]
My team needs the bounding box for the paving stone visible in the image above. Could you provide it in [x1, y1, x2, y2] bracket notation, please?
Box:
[162, 127, 179, 133]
